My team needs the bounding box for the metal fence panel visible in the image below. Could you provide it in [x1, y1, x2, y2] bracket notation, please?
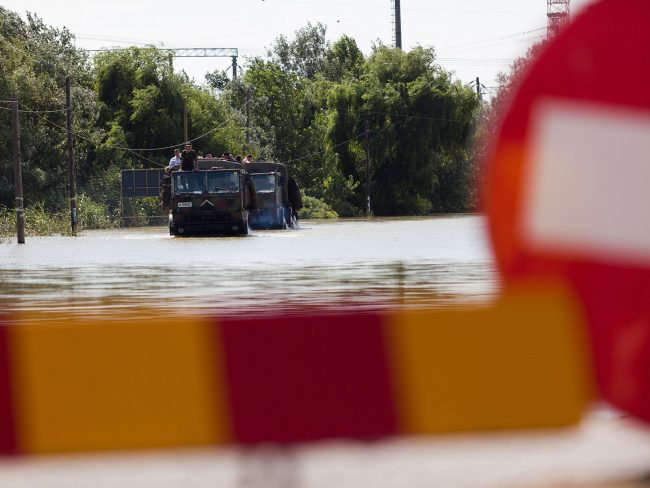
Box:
[121, 169, 164, 198]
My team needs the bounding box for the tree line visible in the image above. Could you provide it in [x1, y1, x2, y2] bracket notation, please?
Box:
[0, 7, 484, 221]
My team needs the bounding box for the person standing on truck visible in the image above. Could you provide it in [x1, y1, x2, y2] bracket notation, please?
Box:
[181, 143, 197, 171]
[167, 148, 182, 173]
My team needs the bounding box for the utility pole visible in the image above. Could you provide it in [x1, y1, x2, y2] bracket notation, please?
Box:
[65, 76, 77, 234]
[11, 93, 25, 244]
[476, 76, 482, 100]
[364, 119, 371, 216]
[394, 0, 402, 50]
[245, 86, 252, 144]
[183, 96, 189, 143]
[231, 56, 238, 79]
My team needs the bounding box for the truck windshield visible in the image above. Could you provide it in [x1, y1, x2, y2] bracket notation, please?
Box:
[207, 171, 240, 193]
[173, 173, 205, 194]
[252, 174, 275, 193]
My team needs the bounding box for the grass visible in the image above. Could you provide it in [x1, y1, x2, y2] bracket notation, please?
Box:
[0, 203, 73, 238]
[0, 193, 337, 239]
[0, 195, 119, 239]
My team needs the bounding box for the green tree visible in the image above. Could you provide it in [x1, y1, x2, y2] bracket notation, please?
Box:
[269, 22, 329, 79]
[205, 69, 230, 91]
[94, 47, 184, 162]
[0, 8, 99, 210]
[236, 58, 311, 161]
[323, 35, 364, 82]
[327, 46, 479, 215]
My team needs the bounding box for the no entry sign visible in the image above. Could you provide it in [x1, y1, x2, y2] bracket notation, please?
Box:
[486, 0, 650, 420]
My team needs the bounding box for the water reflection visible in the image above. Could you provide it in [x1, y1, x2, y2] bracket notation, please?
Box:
[0, 217, 499, 318]
[0, 261, 498, 317]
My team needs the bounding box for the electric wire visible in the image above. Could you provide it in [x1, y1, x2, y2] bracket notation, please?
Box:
[3, 97, 256, 167]
[369, 111, 474, 123]
[439, 26, 547, 53]
[285, 130, 372, 164]
[29, 109, 165, 168]
[280, 106, 479, 165]
[0, 100, 75, 114]
[111, 96, 255, 152]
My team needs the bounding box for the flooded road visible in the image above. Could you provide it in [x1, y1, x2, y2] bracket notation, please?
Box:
[0, 215, 499, 317]
[2, 215, 650, 488]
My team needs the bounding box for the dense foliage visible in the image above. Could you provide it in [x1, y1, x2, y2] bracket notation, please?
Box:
[0, 8, 483, 229]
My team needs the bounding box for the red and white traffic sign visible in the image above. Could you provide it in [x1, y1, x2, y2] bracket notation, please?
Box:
[486, 0, 650, 421]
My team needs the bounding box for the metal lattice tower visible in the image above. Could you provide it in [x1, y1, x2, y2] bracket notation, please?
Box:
[86, 47, 240, 78]
[547, 0, 570, 37]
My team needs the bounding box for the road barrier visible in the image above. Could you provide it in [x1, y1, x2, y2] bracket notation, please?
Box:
[0, 284, 590, 454]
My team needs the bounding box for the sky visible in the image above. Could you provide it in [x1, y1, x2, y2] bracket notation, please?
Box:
[2, 0, 597, 92]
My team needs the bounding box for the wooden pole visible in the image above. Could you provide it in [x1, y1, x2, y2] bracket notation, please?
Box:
[183, 96, 189, 143]
[11, 93, 25, 243]
[65, 76, 77, 234]
[246, 86, 251, 144]
[364, 119, 370, 216]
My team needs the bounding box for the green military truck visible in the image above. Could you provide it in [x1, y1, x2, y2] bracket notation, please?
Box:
[246, 161, 303, 229]
[162, 159, 258, 236]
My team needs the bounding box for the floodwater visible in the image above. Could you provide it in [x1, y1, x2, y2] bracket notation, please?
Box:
[0, 215, 499, 317]
[2, 216, 650, 487]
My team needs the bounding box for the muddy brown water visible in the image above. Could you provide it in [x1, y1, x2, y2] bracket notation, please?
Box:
[0, 215, 499, 317]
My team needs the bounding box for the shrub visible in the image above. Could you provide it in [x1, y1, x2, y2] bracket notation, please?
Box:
[77, 194, 116, 229]
[299, 194, 338, 219]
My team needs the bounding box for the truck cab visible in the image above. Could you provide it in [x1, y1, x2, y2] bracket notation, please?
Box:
[246, 161, 302, 229]
[167, 160, 257, 236]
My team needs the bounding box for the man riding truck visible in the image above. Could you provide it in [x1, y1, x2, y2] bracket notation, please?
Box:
[181, 142, 198, 171]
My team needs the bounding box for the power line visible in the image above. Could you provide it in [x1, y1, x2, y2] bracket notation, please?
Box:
[238, 0, 542, 15]
[16, 96, 256, 167]
[438, 26, 547, 53]
[370, 111, 475, 123]
[286, 105, 477, 165]
[121, 97, 255, 152]
[286, 130, 371, 164]
[0, 100, 71, 114]
[29, 109, 165, 168]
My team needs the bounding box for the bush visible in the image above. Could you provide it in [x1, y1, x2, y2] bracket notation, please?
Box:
[77, 194, 116, 229]
[0, 194, 118, 239]
[299, 194, 338, 219]
[1, 203, 71, 238]
[24, 202, 72, 236]
[120, 197, 167, 227]
[0, 206, 14, 238]
[0, 202, 70, 237]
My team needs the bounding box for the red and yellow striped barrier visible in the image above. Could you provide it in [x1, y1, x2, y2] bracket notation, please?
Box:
[0, 283, 592, 455]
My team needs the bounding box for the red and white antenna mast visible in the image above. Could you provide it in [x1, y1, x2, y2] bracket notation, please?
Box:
[547, 0, 570, 37]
